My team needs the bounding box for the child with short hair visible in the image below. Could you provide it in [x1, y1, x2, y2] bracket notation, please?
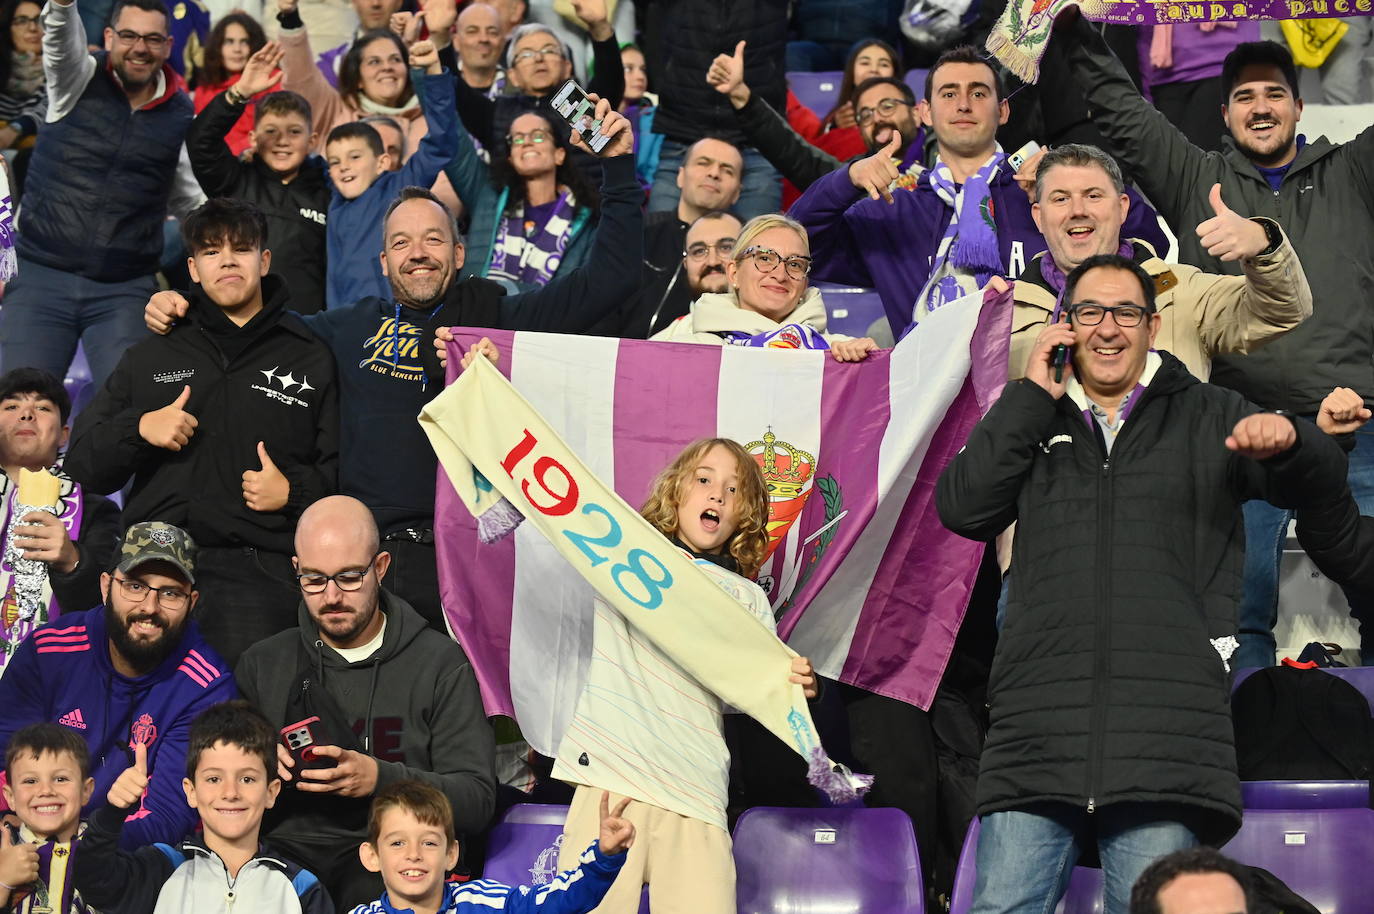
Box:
[550, 436, 818, 914]
[73, 700, 333, 914]
[186, 40, 330, 314]
[350, 780, 633, 914]
[324, 34, 459, 310]
[0, 723, 97, 913]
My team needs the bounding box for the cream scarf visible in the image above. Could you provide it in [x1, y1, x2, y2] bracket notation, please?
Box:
[418, 356, 871, 803]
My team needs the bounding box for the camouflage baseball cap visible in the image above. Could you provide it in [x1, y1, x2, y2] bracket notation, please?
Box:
[116, 522, 197, 584]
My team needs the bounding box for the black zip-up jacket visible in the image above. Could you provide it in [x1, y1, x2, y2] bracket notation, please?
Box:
[66, 276, 339, 554]
[186, 91, 331, 314]
[304, 153, 642, 534]
[936, 352, 1346, 843]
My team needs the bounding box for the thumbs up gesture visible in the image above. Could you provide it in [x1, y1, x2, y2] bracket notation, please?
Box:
[242, 441, 290, 513]
[107, 741, 150, 810]
[0, 825, 38, 895]
[707, 40, 750, 108]
[1195, 183, 1270, 262]
[848, 131, 904, 203]
[138, 385, 199, 451]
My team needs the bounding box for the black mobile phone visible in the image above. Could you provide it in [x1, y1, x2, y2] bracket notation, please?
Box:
[551, 79, 610, 153]
[280, 716, 338, 772]
[1052, 313, 1071, 383]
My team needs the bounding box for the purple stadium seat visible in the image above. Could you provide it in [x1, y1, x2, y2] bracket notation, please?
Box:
[948, 817, 1104, 914]
[732, 806, 924, 913]
[64, 343, 94, 419]
[1222, 807, 1374, 911]
[904, 68, 931, 102]
[813, 282, 887, 339]
[787, 71, 844, 119]
[483, 804, 649, 913]
[1242, 780, 1370, 809]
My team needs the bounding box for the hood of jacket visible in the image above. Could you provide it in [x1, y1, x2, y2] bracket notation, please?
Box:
[294, 587, 430, 673]
[687, 286, 829, 335]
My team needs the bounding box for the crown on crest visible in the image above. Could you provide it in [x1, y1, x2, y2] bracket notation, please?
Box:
[746, 430, 815, 500]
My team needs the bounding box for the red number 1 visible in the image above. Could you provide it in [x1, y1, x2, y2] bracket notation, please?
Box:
[502, 429, 537, 478]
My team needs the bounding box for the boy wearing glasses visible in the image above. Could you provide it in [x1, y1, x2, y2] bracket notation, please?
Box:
[236, 495, 495, 912]
[0, 522, 236, 850]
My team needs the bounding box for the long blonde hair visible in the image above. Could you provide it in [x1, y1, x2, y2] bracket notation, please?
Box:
[639, 438, 770, 578]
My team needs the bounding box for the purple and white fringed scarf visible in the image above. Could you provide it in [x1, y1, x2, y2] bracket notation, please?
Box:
[911, 152, 1005, 325]
[721, 323, 831, 350]
[487, 191, 577, 287]
[0, 165, 17, 283]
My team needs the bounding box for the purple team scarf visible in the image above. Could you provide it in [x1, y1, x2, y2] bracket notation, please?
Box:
[720, 322, 832, 350]
[914, 153, 1005, 316]
[487, 191, 577, 287]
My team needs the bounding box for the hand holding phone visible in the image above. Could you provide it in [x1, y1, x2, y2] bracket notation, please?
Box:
[551, 79, 610, 153]
[281, 717, 339, 774]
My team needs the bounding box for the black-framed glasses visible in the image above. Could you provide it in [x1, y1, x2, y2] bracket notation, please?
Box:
[512, 45, 563, 64]
[1067, 303, 1149, 327]
[684, 239, 736, 261]
[113, 575, 191, 610]
[740, 245, 812, 281]
[296, 554, 379, 594]
[11, 14, 39, 28]
[507, 128, 551, 146]
[856, 97, 911, 126]
[114, 29, 168, 49]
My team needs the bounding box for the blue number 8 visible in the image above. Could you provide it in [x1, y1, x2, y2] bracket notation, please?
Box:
[611, 549, 673, 609]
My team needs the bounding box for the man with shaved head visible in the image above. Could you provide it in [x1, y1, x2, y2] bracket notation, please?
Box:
[235, 495, 496, 910]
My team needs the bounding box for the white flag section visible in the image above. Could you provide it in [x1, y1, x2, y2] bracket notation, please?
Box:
[425, 286, 1006, 763]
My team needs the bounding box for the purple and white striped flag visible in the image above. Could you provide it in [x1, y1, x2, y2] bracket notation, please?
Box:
[433, 286, 1012, 754]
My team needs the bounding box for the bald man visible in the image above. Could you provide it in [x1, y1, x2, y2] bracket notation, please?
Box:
[456, 3, 506, 96]
[235, 495, 496, 911]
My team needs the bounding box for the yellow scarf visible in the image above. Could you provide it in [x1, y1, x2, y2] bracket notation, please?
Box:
[418, 356, 871, 803]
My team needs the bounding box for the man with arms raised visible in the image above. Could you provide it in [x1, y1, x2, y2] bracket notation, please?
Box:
[937, 254, 1343, 912]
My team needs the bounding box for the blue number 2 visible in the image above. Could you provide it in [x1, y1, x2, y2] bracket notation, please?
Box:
[563, 503, 621, 567]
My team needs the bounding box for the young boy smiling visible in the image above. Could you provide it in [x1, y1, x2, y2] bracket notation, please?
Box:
[0, 724, 97, 913]
[75, 701, 333, 913]
[351, 781, 633, 914]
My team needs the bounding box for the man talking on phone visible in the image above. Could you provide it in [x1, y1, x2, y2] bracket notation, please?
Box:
[787, 46, 1169, 340]
[937, 253, 1345, 913]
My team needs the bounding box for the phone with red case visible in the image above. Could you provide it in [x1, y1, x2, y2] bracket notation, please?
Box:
[280, 716, 338, 771]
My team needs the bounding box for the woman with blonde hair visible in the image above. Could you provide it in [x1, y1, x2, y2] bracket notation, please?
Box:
[652, 212, 879, 361]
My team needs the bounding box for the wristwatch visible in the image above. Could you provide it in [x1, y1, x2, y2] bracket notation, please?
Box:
[224, 86, 246, 106]
[1253, 218, 1283, 257]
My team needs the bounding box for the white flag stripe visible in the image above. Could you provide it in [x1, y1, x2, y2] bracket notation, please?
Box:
[714, 345, 826, 610]
[790, 292, 983, 677]
[509, 333, 621, 752]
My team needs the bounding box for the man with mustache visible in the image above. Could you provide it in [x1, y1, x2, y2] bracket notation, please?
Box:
[1056, 16, 1374, 668]
[143, 96, 641, 635]
[0, 522, 235, 849]
[0, 0, 202, 390]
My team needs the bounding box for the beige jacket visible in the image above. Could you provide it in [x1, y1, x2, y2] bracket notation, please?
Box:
[1009, 225, 1311, 382]
[650, 288, 851, 345]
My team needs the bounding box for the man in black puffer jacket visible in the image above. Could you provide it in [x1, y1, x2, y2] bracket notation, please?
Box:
[936, 255, 1346, 914]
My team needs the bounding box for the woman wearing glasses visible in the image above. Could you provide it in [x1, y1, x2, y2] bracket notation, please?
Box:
[441, 106, 601, 291]
[651, 213, 879, 361]
[0, 0, 45, 186]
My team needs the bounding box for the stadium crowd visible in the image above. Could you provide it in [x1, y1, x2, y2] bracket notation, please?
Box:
[0, 0, 1372, 911]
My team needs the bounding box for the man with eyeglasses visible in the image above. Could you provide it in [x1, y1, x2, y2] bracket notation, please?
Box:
[0, 0, 203, 391]
[236, 495, 495, 910]
[937, 253, 1345, 913]
[0, 521, 236, 850]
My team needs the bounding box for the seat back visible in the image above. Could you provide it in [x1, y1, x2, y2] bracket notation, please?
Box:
[787, 71, 844, 118]
[1241, 779, 1371, 809]
[813, 281, 888, 339]
[904, 69, 931, 103]
[733, 806, 924, 913]
[948, 817, 1104, 914]
[1223, 807, 1374, 910]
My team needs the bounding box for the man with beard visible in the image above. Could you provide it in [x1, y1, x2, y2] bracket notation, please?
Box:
[0, 0, 202, 389]
[236, 495, 494, 910]
[143, 96, 640, 633]
[0, 522, 234, 849]
[789, 46, 1169, 340]
[1055, 17, 1374, 669]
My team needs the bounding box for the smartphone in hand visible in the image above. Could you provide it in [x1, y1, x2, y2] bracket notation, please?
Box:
[281, 716, 338, 772]
[552, 79, 610, 153]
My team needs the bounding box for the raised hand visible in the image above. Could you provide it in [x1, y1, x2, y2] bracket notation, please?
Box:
[848, 131, 903, 203]
[237, 41, 284, 97]
[107, 741, 149, 810]
[566, 92, 633, 158]
[139, 386, 198, 451]
[1317, 387, 1371, 436]
[145, 290, 190, 335]
[242, 441, 290, 512]
[1195, 183, 1270, 262]
[1025, 319, 1075, 399]
[276, 0, 297, 15]
[15, 511, 80, 572]
[597, 791, 635, 855]
[409, 37, 441, 75]
[0, 828, 38, 896]
[706, 40, 749, 108]
[420, 0, 457, 45]
[1226, 412, 1297, 460]
[1013, 146, 1046, 203]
